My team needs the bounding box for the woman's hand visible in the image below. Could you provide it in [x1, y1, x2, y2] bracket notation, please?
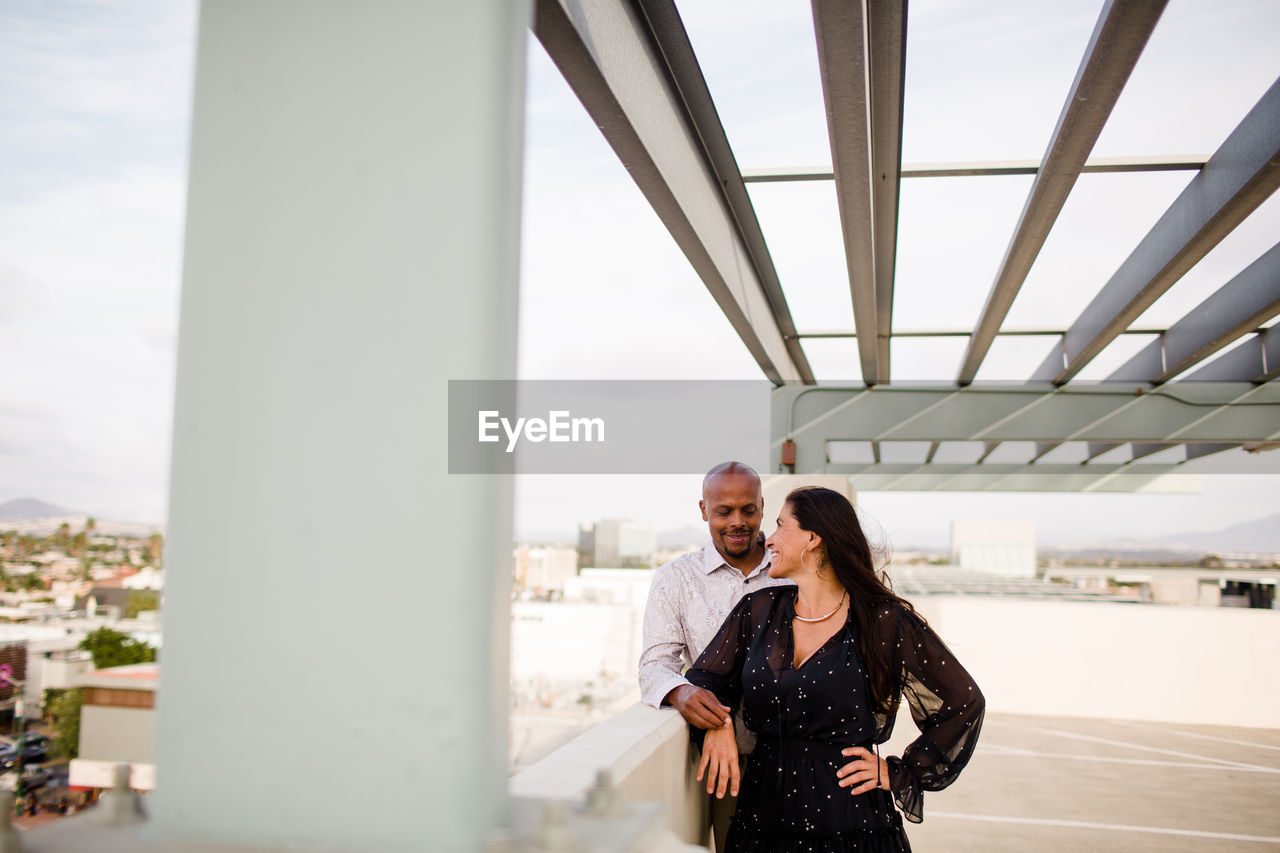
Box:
[835, 746, 889, 795]
[696, 719, 740, 799]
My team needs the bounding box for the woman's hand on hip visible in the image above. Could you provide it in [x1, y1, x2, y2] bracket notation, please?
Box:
[696, 719, 740, 799]
[835, 746, 889, 795]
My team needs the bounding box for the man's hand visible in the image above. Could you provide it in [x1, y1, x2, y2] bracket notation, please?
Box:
[666, 684, 731, 730]
[696, 719, 740, 799]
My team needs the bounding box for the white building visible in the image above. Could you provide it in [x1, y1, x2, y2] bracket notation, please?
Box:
[951, 519, 1037, 577]
[69, 663, 157, 791]
[583, 519, 657, 568]
[122, 567, 166, 590]
[514, 545, 578, 593]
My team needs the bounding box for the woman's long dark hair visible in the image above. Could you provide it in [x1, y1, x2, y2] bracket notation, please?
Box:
[785, 486, 915, 713]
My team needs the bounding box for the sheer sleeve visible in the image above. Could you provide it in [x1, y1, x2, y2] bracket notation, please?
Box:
[685, 593, 755, 711]
[879, 605, 985, 823]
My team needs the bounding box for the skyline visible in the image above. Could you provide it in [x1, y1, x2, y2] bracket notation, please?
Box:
[2, 1, 1278, 542]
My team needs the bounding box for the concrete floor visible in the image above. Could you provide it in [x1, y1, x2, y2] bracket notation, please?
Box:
[889, 712, 1280, 852]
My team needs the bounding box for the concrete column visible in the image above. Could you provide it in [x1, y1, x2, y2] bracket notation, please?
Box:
[150, 2, 528, 850]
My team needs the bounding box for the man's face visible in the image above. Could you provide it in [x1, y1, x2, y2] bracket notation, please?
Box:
[699, 473, 763, 560]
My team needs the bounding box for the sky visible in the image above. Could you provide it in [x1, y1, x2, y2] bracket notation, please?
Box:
[1, 0, 1278, 548]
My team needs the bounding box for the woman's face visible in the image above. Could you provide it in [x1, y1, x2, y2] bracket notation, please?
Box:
[765, 503, 815, 579]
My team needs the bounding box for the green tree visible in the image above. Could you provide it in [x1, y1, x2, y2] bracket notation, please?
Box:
[125, 590, 160, 618]
[46, 688, 82, 760]
[78, 627, 156, 669]
[12, 573, 45, 592]
[141, 533, 164, 568]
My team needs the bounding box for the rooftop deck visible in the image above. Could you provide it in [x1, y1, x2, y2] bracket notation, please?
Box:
[890, 711, 1280, 851]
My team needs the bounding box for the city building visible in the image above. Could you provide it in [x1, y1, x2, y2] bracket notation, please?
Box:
[513, 545, 578, 594]
[578, 519, 657, 568]
[68, 664, 157, 791]
[951, 519, 1038, 577]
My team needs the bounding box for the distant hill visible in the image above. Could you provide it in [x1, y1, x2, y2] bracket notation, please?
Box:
[657, 524, 707, 550]
[1167, 512, 1280, 555]
[1051, 512, 1280, 556]
[0, 498, 79, 522]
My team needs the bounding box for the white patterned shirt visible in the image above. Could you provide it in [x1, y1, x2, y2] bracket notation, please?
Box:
[639, 542, 794, 710]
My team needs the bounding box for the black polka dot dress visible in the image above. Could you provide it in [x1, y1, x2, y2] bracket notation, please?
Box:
[687, 586, 985, 853]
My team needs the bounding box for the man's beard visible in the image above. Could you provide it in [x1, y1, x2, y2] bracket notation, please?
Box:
[721, 530, 753, 556]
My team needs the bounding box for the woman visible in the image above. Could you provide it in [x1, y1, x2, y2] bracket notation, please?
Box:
[687, 487, 984, 852]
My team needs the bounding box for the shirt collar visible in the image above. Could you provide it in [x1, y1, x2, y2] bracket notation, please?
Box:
[701, 541, 771, 577]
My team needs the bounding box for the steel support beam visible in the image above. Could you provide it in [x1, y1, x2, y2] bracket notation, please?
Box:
[1108, 241, 1280, 383]
[868, 0, 908, 373]
[1188, 326, 1280, 383]
[774, 384, 1280, 475]
[958, 0, 1167, 385]
[1034, 77, 1280, 384]
[1086, 442, 1123, 461]
[812, 0, 882, 383]
[817, 461, 1184, 492]
[534, 0, 810, 384]
[742, 155, 1208, 183]
[794, 325, 1175, 339]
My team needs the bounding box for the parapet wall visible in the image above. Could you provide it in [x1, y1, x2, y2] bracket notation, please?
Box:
[913, 596, 1280, 729]
[510, 702, 709, 846]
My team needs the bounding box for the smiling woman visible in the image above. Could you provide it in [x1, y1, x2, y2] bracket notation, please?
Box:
[688, 486, 985, 853]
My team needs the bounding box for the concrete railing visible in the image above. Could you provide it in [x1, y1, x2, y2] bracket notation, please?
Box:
[511, 702, 709, 848]
[913, 596, 1280, 728]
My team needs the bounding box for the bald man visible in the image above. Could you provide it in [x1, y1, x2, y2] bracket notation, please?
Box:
[639, 462, 793, 849]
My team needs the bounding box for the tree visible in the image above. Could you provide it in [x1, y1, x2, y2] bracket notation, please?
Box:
[125, 590, 159, 618]
[141, 533, 164, 568]
[45, 688, 82, 760]
[78, 627, 156, 669]
[10, 573, 45, 593]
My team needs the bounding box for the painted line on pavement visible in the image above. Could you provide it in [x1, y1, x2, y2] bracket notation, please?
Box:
[980, 743, 1280, 773]
[1108, 720, 1280, 753]
[929, 812, 1280, 844]
[996, 721, 1279, 773]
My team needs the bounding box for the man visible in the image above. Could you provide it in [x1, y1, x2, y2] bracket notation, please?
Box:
[639, 461, 793, 850]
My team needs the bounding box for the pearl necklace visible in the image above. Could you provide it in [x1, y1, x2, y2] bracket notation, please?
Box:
[793, 590, 847, 622]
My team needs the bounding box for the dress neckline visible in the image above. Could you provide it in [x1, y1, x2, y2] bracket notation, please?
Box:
[783, 587, 851, 671]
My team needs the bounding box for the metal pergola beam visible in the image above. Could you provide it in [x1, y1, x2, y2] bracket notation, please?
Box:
[1107, 241, 1280, 383]
[957, 0, 1167, 386]
[742, 155, 1209, 183]
[818, 462, 1185, 493]
[772, 385, 1280, 474]
[868, 0, 907, 374]
[1034, 77, 1280, 384]
[793, 325, 1179, 338]
[812, 0, 882, 384]
[1188, 326, 1280, 383]
[534, 0, 811, 385]
[634, 0, 815, 385]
